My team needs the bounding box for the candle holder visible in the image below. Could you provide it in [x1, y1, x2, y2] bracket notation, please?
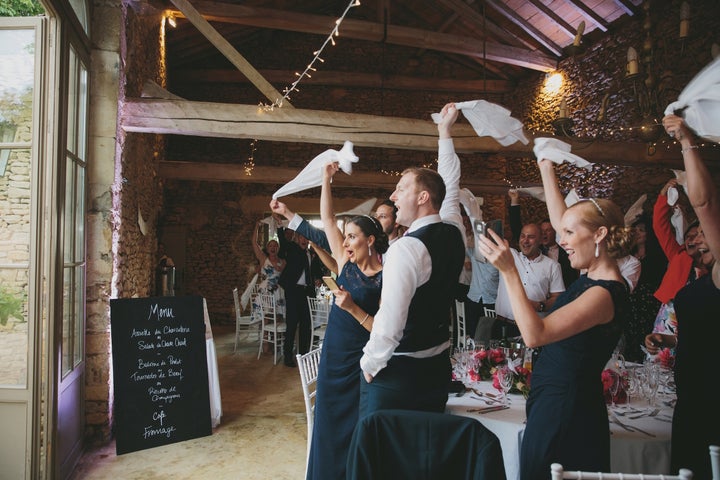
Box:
[551, 117, 574, 137]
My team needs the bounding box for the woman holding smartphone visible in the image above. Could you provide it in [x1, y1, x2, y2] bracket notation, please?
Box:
[304, 162, 388, 480]
[477, 157, 634, 479]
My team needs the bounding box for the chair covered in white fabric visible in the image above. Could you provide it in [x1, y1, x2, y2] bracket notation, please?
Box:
[307, 296, 330, 349]
[233, 287, 260, 352]
[256, 292, 286, 365]
[550, 463, 693, 480]
[455, 300, 466, 350]
[296, 347, 321, 477]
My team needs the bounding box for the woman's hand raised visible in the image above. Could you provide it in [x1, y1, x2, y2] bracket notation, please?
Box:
[477, 228, 514, 273]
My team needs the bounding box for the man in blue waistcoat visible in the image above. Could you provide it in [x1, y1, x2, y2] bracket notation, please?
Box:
[358, 103, 466, 415]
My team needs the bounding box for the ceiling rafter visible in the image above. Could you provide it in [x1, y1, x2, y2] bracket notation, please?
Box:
[525, 0, 578, 40]
[167, 1, 557, 71]
[482, 0, 564, 57]
[563, 0, 611, 32]
[613, 0, 639, 16]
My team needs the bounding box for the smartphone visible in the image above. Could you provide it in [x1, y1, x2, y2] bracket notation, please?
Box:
[322, 276, 339, 291]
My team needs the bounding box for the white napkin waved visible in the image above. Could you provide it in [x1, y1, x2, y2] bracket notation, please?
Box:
[459, 188, 483, 221]
[338, 197, 377, 217]
[272, 141, 359, 199]
[533, 138, 593, 170]
[564, 188, 581, 207]
[624, 194, 647, 226]
[517, 186, 546, 202]
[670, 206, 687, 245]
[664, 56, 720, 142]
[431, 100, 529, 146]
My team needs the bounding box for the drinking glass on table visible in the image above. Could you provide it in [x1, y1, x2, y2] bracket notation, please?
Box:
[496, 365, 514, 405]
[642, 360, 659, 407]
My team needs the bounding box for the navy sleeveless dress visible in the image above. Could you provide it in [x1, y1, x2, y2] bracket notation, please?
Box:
[306, 262, 382, 480]
[520, 275, 628, 480]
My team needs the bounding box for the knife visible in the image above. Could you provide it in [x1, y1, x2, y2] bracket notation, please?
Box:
[610, 412, 656, 437]
[467, 405, 510, 414]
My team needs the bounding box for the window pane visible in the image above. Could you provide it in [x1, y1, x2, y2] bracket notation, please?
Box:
[66, 48, 77, 155]
[73, 265, 84, 367]
[0, 29, 35, 141]
[0, 269, 29, 387]
[75, 166, 84, 260]
[77, 60, 88, 161]
[61, 267, 72, 378]
[63, 159, 74, 263]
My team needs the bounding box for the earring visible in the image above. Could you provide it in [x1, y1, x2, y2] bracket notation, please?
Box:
[595, 241, 600, 258]
[368, 244, 373, 257]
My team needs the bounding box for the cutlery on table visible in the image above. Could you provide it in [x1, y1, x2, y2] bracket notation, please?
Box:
[467, 405, 510, 414]
[610, 412, 656, 437]
[628, 408, 660, 420]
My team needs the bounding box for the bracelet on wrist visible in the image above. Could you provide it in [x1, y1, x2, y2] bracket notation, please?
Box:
[681, 145, 699, 154]
[359, 313, 369, 325]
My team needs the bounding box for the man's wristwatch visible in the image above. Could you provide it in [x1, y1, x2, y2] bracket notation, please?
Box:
[538, 302, 545, 312]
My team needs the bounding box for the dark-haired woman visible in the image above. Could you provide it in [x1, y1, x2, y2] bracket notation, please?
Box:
[304, 162, 389, 480]
[478, 158, 635, 480]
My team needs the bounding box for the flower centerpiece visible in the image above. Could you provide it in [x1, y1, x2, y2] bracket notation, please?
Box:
[657, 347, 675, 369]
[601, 368, 629, 405]
[466, 347, 531, 398]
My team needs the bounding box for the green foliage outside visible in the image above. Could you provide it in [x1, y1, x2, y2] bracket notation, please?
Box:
[0, 288, 25, 326]
[0, 0, 44, 17]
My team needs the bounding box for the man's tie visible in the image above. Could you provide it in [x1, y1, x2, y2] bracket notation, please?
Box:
[303, 251, 312, 287]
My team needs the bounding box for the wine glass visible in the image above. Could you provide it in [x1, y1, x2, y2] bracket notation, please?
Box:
[497, 365, 514, 405]
[609, 369, 622, 408]
[642, 361, 659, 407]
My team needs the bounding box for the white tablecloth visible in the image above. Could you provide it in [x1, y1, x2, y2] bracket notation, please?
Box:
[203, 299, 222, 428]
[446, 381, 672, 480]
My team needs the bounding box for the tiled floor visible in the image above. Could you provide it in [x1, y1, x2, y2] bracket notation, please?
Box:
[70, 326, 308, 480]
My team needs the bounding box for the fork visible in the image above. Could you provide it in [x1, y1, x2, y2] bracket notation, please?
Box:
[628, 408, 660, 420]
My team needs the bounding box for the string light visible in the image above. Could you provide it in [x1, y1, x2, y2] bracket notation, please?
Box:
[249, 0, 361, 173]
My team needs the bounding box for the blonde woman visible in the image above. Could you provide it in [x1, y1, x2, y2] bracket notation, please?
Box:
[478, 158, 634, 479]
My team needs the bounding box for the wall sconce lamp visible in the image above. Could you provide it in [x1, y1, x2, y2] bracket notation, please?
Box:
[679, 2, 690, 39]
[551, 97, 574, 136]
[563, 21, 586, 57]
[167, 13, 177, 28]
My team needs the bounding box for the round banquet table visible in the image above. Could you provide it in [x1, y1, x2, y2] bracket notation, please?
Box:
[446, 379, 674, 480]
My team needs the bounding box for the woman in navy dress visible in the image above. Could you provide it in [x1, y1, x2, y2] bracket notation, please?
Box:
[306, 162, 388, 480]
[478, 157, 634, 480]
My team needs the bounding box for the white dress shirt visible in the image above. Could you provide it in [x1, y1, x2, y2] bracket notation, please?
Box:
[360, 138, 464, 377]
[495, 249, 565, 320]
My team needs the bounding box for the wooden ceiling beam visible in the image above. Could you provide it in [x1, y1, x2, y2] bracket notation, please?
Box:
[120, 83, 694, 169]
[563, 0, 611, 32]
[613, 0, 638, 17]
[525, 0, 577, 40]
[482, 0, 564, 56]
[168, 1, 557, 71]
[168, 0, 292, 107]
[170, 68, 514, 93]
[157, 161, 519, 195]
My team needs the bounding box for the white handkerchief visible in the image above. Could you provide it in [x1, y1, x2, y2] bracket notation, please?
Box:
[517, 186, 546, 202]
[533, 138, 593, 170]
[431, 100, 529, 146]
[564, 188, 581, 207]
[459, 188, 482, 221]
[337, 197, 377, 217]
[667, 187, 679, 207]
[260, 215, 285, 238]
[664, 56, 720, 142]
[670, 206, 687, 245]
[273, 141, 359, 199]
[624, 194, 647, 226]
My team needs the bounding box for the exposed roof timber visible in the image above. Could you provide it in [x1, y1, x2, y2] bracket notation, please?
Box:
[613, 0, 638, 16]
[446, 0, 539, 51]
[564, 0, 611, 32]
[168, 1, 558, 71]
[168, 0, 292, 107]
[525, 0, 577, 40]
[171, 68, 514, 93]
[482, 0, 564, 57]
[121, 83, 694, 169]
[158, 161, 520, 194]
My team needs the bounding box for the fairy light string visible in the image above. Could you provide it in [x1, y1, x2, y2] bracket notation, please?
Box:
[244, 0, 361, 175]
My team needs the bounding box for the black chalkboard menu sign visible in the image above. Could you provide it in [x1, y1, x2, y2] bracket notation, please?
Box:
[110, 296, 212, 455]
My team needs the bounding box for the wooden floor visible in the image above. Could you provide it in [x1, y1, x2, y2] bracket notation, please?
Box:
[70, 325, 308, 480]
